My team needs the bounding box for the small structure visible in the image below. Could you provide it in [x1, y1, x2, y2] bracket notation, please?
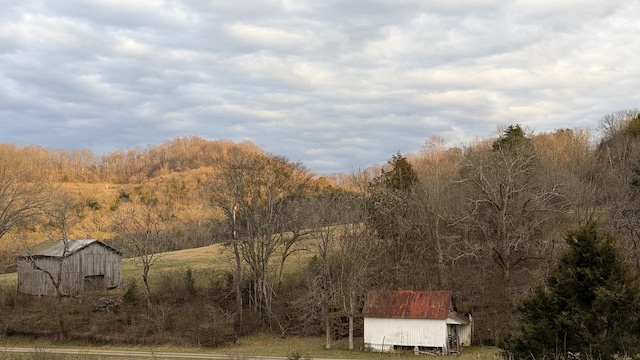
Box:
[363, 290, 472, 354]
[17, 239, 122, 296]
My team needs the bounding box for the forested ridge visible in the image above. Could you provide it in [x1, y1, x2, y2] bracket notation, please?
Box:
[2, 109, 640, 356]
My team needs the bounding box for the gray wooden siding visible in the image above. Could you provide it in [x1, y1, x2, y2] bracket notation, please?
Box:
[17, 242, 122, 296]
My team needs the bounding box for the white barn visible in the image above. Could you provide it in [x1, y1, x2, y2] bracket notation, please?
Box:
[363, 290, 472, 354]
[17, 239, 122, 296]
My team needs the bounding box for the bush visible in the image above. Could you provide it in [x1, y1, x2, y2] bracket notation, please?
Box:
[122, 279, 138, 305]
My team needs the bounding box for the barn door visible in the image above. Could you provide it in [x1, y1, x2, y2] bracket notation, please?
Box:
[84, 275, 105, 291]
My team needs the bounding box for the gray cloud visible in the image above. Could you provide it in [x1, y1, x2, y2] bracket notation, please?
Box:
[1, 0, 639, 174]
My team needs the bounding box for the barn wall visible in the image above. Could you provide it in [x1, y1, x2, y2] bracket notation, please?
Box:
[61, 251, 84, 295]
[17, 243, 122, 296]
[17, 257, 60, 296]
[458, 322, 472, 346]
[364, 317, 447, 352]
[61, 243, 122, 293]
[78, 243, 122, 289]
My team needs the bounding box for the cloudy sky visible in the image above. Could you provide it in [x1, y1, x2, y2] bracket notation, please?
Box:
[1, 0, 639, 174]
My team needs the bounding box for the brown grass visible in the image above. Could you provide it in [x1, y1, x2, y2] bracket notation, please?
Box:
[0, 334, 500, 360]
[212, 333, 500, 360]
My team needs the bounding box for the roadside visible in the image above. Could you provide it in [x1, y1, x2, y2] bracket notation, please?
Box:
[0, 335, 500, 360]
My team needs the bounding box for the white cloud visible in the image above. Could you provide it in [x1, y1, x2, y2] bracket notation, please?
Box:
[112, 36, 154, 57]
[0, 0, 639, 173]
[224, 23, 313, 52]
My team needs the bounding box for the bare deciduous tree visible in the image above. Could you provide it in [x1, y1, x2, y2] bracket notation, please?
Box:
[305, 190, 359, 349]
[22, 191, 79, 340]
[113, 189, 172, 308]
[334, 220, 373, 350]
[0, 144, 52, 240]
[207, 145, 313, 324]
[596, 110, 640, 270]
[413, 137, 469, 289]
[457, 127, 570, 292]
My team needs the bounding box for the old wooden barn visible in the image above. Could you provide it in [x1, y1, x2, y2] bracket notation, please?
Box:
[17, 239, 122, 296]
[363, 290, 472, 354]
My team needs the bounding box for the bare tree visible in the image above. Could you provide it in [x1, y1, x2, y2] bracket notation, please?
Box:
[334, 219, 374, 350]
[21, 192, 79, 340]
[305, 191, 357, 349]
[412, 137, 470, 289]
[206, 146, 261, 327]
[0, 144, 52, 240]
[599, 109, 640, 140]
[315, 216, 336, 350]
[207, 145, 313, 324]
[532, 128, 598, 226]
[595, 110, 640, 270]
[457, 126, 570, 292]
[112, 189, 171, 308]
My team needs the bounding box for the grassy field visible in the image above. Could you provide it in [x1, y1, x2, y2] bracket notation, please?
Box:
[121, 238, 316, 288]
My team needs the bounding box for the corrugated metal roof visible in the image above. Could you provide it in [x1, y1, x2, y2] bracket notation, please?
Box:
[446, 311, 471, 325]
[18, 239, 121, 258]
[363, 289, 469, 324]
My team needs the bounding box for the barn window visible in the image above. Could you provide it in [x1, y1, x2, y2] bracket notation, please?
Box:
[84, 275, 105, 291]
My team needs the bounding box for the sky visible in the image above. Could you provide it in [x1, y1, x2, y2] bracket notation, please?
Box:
[1, 1, 639, 174]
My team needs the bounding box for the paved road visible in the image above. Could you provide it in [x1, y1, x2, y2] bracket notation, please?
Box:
[0, 347, 313, 359]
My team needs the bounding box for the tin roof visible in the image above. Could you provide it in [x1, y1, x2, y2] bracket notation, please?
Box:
[18, 239, 121, 258]
[363, 290, 469, 324]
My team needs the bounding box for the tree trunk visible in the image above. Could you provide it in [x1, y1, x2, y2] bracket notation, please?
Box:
[434, 218, 448, 288]
[56, 295, 67, 341]
[348, 314, 354, 350]
[142, 272, 152, 308]
[324, 303, 331, 349]
[348, 294, 355, 350]
[233, 242, 243, 327]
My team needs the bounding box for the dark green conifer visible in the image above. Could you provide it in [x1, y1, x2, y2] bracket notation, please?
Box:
[492, 124, 531, 152]
[375, 152, 419, 191]
[505, 222, 640, 359]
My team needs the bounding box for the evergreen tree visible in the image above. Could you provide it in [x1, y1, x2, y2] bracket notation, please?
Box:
[375, 152, 419, 191]
[367, 152, 420, 240]
[366, 152, 425, 287]
[492, 124, 531, 152]
[505, 222, 640, 359]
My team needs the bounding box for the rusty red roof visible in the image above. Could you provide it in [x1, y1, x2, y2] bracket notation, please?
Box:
[363, 290, 466, 321]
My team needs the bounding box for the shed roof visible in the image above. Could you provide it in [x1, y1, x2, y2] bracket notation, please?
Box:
[18, 239, 121, 258]
[362, 290, 469, 324]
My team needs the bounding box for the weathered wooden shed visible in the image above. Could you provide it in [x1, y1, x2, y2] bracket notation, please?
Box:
[363, 290, 472, 354]
[17, 239, 122, 296]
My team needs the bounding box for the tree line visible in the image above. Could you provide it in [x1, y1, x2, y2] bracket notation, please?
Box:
[2, 109, 640, 357]
[1, 136, 241, 183]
